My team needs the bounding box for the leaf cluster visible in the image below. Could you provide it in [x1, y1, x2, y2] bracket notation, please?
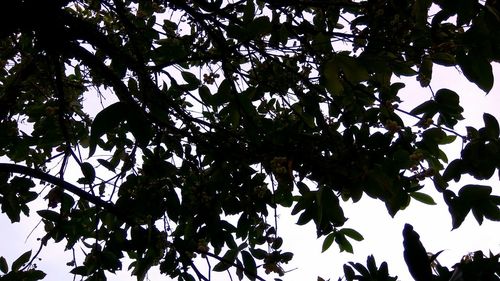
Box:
[0, 0, 499, 280]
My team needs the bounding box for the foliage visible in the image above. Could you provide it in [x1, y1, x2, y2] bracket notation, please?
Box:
[0, 0, 499, 280]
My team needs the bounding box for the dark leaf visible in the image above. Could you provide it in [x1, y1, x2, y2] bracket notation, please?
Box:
[37, 210, 60, 222]
[339, 228, 364, 241]
[89, 102, 127, 157]
[410, 192, 437, 205]
[0, 256, 8, 274]
[457, 50, 494, 93]
[366, 255, 377, 274]
[11, 250, 31, 272]
[402, 224, 432, 281]
[335, 233, 353, 253]
[483, 113, 499, 139]
[213, 249, 238, 272]
[443, 159, 464, 182]
[181, 71, 200, 87]
[241, 251, 257, 280]
[343, 264, 355, 281]
[80, 162, 95, 184]
[458, 184, 492, 202]
[321, 232, 335, 253]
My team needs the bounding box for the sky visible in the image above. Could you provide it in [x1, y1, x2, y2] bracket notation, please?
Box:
[1, 10, 500, 279]
[1, 64, 499, 281]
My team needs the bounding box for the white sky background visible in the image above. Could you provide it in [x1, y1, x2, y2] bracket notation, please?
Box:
[1, 64, 499, 280]
[1, 4, 500, 279]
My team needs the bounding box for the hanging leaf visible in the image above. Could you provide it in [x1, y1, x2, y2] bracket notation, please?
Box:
[125, 105, 152, 148]
[181, 71, 200, 87]
[80, 162, 95, 184]
[482, 113, 499, 140]
[322, 232, 335, 252]
[11, 250, 31, 272]
[336, 233, 354, 253]
[241, 251, 257, 280]
[339, 228, 364, 241]
[410, 192, 437, 205]
[89, 102, 128, 157]
[0, 256, 8, 274]
[324, 60, 344, 95]
[457, 50, 494, 93]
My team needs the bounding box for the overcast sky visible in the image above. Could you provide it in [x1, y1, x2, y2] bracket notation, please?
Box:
[1, 63, 499, 281]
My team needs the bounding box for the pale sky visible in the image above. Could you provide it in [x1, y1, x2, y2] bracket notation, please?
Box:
[0, 9, 499, 277]
[1, 64, 499, 281]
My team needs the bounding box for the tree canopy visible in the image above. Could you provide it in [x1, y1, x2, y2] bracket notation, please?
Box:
[0, 0, 499, 280]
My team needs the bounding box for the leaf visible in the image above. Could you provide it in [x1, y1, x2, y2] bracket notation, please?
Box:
[458, 184, 492, 202]
[410, 100, 438, 117]
[391, 61, 418, 77]
[296, 181, 310, 195]
[213, 249, 238, 272]
[248, 16, 272, 37]
[324, 60, 344, 95]
[296, 208, 314, 225]
[483, 113, 499, 139]
[165, 189, 181, 222]
[181, 71, 200, 87]
[199, 85, 212, 106]
[336, 233, 354, 253]
[410, 192, 437, 205]
[443, 159, 464, 182]
[456, 0, 476, 25]
[37, 210, 61, 222]
[472, 206, 484, 225]
[242, 0, 255, 23]
[412, 0, 432, 29]
[89, 102, 127, 157]
[97, 159, 116, 172]
[457, 50, 494, 93]
[126, 105, 152, 148]
[431, 52, 456, 66]
[444, 190, 470, 229]
[350, 262, 370, 277]
[435, 89, 460, 111]
[213, 79, 232, 106]
[322, 232, 335, 252]
[340, 228, 364, 241]
[70, 266, 89, 276]
[481, 199, 500, 221]
[343, 264, 356, 281]
[418, 55, 433, 87]
[449, 206, 470, 229]
[249, 248, 267, 260]
[271, 237, 283, 249]
[280, 252, 293, 262]
[12, 250, 31, 272]
[25, 269, 47, 280]
[366, 255, 377, 274]
[241, 251, 257, 280]
[334, 53, 369, 83]
[319, 186, 346, 226]
[0, 256, 8, 273]
[80, 162, 95, 184]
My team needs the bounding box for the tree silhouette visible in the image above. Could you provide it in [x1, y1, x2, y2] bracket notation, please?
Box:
[0, 0, 499, 280]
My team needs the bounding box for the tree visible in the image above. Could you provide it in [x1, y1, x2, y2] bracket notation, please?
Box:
[0, 0, 499, 280]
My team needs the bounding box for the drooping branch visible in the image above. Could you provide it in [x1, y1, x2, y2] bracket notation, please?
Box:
[0, 163, 118, 214]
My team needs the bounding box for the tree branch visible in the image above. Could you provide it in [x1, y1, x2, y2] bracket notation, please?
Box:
[0, 163, 118, 214]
